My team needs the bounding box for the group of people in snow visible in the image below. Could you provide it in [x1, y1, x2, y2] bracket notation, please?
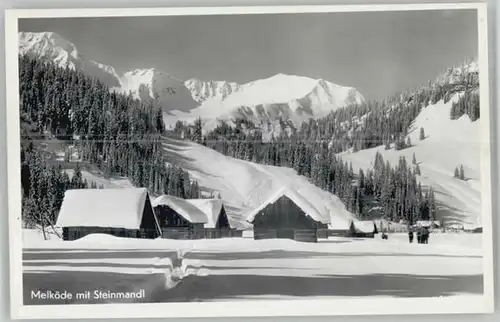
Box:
[408, 226, 430, 244]
[377, 222, 431, 244]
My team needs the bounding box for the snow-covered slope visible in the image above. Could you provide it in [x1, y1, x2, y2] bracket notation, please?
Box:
[160, 136, 356, 229]
[339, 95, 481, 229]
[170, 73, 365, 132]
[64, 169, 135, 189]
[19, 32, 121, 88]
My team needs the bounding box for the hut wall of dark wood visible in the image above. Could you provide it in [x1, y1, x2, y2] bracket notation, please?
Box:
[191, 223, 205, 239]
[204, 228, 221, 239]
[328, 229, 350, 237]
[317, 229, 351, 239]
[139, 194, 161, 238]
[155, 205, 191, 228]
[251, 195, 324, 243]
[254, 228, 278, 240]
[229, 229, 243, 237]
[62, 194, 160, 241]
[161, 227, 191, 239]
[294, 229, 318, 243]
[62, 226, 139, 241]
[215, 206, 231, 229]
[203, 228, 243, 238]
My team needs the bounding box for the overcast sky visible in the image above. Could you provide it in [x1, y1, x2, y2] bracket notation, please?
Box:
[19, 9, 478, 100]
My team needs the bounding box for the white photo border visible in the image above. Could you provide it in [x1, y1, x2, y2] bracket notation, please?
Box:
[5, 2, 494, 320]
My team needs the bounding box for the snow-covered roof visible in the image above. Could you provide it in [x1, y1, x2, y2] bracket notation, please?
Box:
[56, 188, 159, 230]
[244, 186, 331, 224]
[353, 220, 377, 233]
[152, 195, 208, 224]
[186, 199, 225, 228]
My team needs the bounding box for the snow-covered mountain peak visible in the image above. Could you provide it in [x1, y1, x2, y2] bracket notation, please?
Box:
[121, 68, 180, 83]
[19, 31, 121, 88]
[436, 58, 479, 89]
[224, 72, 364, 107]
[246, 73, 318, 89]
[117, 68, 198, 113]
[125, 67, 172, 77]
[184, 78, 242, 103]
[19, 31, 80, 69]
[170, 72, 365, 133]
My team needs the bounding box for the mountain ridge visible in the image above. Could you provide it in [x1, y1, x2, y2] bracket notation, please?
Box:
[19, 31, 365, 130]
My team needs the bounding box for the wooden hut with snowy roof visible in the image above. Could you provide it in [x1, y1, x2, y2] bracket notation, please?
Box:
[56, 188, 161, 241]
[186, 199, 241, 238]
[152, 195, 208, 239]
[245, 187, 329, 243]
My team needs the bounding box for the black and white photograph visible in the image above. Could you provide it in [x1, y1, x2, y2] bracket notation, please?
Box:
[5, 3, 494, 319]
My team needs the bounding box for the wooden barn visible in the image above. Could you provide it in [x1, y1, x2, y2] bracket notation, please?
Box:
[56, 188, 161, 241]
[152, 195, 208, 239]
[186, 199, 242, 238]
[245, 188, 329, 243]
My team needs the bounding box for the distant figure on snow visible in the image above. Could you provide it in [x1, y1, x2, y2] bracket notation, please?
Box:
[422, 227, 430, 244]
[416, 228, 422, 244]
[408, 229, 414, 243]
[381, 232, 388, 240]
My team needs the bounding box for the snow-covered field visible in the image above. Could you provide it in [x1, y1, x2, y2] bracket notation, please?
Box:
[22, 230, 483, 304]
[339, 97, 481, 229]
